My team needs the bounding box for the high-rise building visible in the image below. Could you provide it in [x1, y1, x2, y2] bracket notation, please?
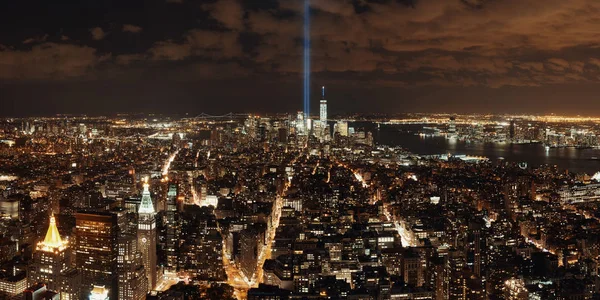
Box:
[29, 215, 69, 289]
[29, 215, 80, 300]
[402, 249, 424, 287]
[335, 121, 348, 137]
[320, 86, 327, 125]
[117, 234, 147, 300]
[164, 184, 180, 272]
[296, 111, 305, 135]
[239, 225, 266, 280]
[179, 228, 226, 281]
[137, 180, 157, 291]
[445, 249, 467, 300]
[75, 212, 119, 299]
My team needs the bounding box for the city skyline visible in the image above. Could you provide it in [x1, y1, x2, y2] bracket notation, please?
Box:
[3, 1, 600, 299]
[2, 107, 600, 299]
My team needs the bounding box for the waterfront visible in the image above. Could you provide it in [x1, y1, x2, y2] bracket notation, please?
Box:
[376, 125, 600, 174]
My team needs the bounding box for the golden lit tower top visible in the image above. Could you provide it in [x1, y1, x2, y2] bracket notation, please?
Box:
[37, 214, 68, 252]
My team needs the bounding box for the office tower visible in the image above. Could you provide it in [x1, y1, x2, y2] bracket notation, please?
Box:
[29, 215, 69, 290]
[277, 127, 288, 145]
[504, 182, 519, 221]
[466, 220, 483, 277]
[296, 111, 305, 135]
[75, 212, 119, 299]
[179, 227, 226, 281]
[239, 225, 266, 280]
[445, 249, 467, 300]
[336, 121, 348, 137]
[57, 270, 80, 300]
[319, 86, 329, 141]
[117, 234, 147, 300]
[29, 215, 80, 300]
[258, 124, 267, 142]
[402, 249, 424, 287]
[320, 86, 327, 125]
[165, 184, 179, 272]
[137, 181, 157, 291]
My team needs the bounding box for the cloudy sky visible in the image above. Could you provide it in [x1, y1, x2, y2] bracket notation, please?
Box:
[2, 0, 600, 116]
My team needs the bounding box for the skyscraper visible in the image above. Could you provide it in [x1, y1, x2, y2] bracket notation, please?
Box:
[117, 234, 147, 300]
[75, 212, 119, 299]
[320, 86, 327, 125]
[30, 215, 69, 289]
[137, 180, 157, 291]
[29, 215, 80, 300]
[164, 184, 180, 272]
[296, 111, 305, 135]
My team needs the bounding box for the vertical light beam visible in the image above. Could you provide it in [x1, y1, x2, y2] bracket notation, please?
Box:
[303, 0, 310, 120]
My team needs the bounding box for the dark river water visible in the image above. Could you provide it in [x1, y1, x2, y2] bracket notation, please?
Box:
[370, 124, 600, 174]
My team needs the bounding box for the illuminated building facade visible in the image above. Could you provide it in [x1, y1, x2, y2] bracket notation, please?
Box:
[117, 234, 147, 300]
[164, 184, 179, 272]
[75, 212, 118, 300]
[137, 181, 157, 291]
[0, 273, 27, 296]
[320, 86, 327, 124]
[29, 215, 80, 300]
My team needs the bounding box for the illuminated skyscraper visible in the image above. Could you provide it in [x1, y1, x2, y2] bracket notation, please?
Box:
[320, 86, 327, 125]
[296, 111, 305, 135]
[29, 215, 80, 300]
[164, 184, 180, 272]
[137, 180, 157, 291]
[75, 212, 119, 299]
[117, 234, 147, 300]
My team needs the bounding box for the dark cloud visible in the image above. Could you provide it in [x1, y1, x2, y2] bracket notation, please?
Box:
[0, 43, 105, 80]
[3, 0, 600, 87]
[122, 24, 143, 33]
[90, 27, 106, 41]
[2, 0, 600, 115]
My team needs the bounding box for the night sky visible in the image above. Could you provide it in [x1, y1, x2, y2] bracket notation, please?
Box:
[2, 0, 600, 116]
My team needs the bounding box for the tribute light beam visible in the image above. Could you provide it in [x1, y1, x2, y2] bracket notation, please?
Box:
[303, 0, 310, 121]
